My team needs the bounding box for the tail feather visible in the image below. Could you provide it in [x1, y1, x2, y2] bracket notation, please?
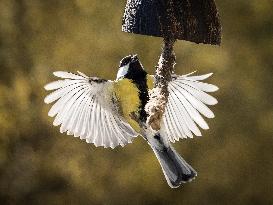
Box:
[151, 145, 197, 188]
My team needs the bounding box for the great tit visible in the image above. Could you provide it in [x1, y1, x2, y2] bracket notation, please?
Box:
[44, 54, 218, 188]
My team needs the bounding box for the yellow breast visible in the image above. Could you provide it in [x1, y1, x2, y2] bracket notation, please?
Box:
[113, 79, 141, 132]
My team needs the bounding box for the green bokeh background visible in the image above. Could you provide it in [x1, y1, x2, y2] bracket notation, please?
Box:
[0, 0, 272, 204]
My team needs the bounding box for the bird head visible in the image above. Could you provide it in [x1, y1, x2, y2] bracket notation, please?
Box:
[116, 54, 147, 81]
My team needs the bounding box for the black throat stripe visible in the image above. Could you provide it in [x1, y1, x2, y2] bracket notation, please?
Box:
[132, 75, 149, 123]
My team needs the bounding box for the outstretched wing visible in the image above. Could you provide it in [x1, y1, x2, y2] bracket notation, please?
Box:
[160, 72, 218, 142]
[44, 71, 139, 149]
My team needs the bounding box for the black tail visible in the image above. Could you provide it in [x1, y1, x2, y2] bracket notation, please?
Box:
[151, 145, 197, 188]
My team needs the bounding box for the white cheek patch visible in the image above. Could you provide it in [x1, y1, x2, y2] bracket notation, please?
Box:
[116, 64, 129, 80]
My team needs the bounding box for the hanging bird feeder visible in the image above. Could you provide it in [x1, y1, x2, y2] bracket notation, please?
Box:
[122, 0, 222, 130]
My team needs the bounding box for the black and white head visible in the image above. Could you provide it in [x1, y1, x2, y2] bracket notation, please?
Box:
[116, 54, 147, 81]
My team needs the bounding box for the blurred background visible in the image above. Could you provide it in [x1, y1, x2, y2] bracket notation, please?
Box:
[0, 0, 272, 204]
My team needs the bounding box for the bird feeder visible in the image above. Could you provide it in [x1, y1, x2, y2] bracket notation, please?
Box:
[121, 0, 222, 130]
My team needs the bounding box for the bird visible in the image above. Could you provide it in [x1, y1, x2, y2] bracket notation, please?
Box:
[44, 54, 218, 188]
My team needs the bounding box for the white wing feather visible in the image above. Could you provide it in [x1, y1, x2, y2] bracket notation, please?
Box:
[161, 72, 218, 142]
[44, 71, 139, 148]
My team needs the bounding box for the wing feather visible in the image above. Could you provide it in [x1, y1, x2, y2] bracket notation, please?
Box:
[161, 72, 218, 141]
[169, 95, 194, 138]
[182, 72, 213, 81]
[171, 83, 209, 130]
[177, 80, 219, 93]
[44, 71, 139, 148]
[53, 71, 85, 79]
